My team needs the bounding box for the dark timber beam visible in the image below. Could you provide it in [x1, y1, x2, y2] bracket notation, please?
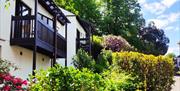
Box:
[32, 0, 38, 76]
[65, 23, 68, 66]
[53, 14, 57, 66]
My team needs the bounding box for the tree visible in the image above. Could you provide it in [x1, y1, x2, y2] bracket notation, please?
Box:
[54, 0, 78, 14]
[139, 22, 170, 55]
[54, 0, 102, 30]
[99, 0, 145, 50]
[166, 53, 176, 58]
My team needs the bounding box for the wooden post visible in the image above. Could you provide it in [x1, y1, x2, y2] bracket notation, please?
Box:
[65, 23, 68, 66]
[89, 29, 92, 55]
[53, 14, 57, 66]
[32, 0, 38, 76]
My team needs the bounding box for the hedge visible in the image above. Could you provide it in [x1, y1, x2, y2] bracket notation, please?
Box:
[113, 52, 174, 91]
[29, 65, 140, 91]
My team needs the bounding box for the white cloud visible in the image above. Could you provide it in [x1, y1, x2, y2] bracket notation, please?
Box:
[139, 0, 179, 15]
[162, 0, 178, 8]
[165, 26, 179, 31]
[148, 19, 168, 28]
[165, 26, 174, 31]
[138, 0, 146, 4]
[167, 47, 179, 54]
[147, 12, 180, 28]
[143, 2, 166, 15]
[174, 27, 180, 31]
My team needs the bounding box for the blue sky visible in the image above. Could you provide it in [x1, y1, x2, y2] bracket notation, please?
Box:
[138, 0, 180, 56]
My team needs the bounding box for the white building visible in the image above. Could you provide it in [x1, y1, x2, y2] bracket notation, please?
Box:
[0, 0, 92, 79]
[57, 8, 92, 66]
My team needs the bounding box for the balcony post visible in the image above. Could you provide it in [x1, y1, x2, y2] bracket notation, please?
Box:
[53, 14, 57, 66]
[65, 23, 68, 66]
[89, 29, 92, 55]
[32, 0, 38, 76]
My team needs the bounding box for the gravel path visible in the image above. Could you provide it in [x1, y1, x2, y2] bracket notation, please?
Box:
[171, 76, 180, 91]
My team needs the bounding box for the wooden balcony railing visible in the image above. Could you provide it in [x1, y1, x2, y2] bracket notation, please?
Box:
[10, 15, 66, 58]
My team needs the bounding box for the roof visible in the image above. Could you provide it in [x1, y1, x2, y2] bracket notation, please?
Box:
[39, 0, 70, 25]
[59, 7, 75, 16]
[76, 17, 95, 34]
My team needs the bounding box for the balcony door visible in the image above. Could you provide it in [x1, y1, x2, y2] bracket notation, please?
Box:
[14, 0, 32, 39]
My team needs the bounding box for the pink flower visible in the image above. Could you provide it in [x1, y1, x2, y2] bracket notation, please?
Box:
[3, 85, 11, 91]
[22, 80, 28, 85]
[16, 85, 22, 89]
[13, 77, 23, 84]
[4, 74, 12, 81]
[12, 78, 18, 84]
[0, 73, 6, 78]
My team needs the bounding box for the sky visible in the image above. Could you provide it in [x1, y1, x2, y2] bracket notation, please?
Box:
[138, 0, 180, 56]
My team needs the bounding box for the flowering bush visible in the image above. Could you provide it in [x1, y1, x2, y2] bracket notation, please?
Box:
[103, 35, 133, 52]
[0, 59, 28, 90]
[0, 73, 28, 90]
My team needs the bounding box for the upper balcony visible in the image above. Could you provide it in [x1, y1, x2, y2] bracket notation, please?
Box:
[10, 15, 66, 58]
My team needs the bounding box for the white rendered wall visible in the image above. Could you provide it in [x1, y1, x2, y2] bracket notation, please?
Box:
[0, 0, 2, 39]
[0, 0, 52, 79]
[57, 8, 86, 67]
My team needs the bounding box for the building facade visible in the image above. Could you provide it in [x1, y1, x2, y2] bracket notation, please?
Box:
[0, 0, 92, 79]
[57, 8, 92, 66]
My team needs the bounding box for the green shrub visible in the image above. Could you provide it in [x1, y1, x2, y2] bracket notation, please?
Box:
[0, 59, 17, 73]
[29, 65, 139, 91]
[102, 67, 142, 91]
[73, 49, 112, 73]
[73, 49, 95, 71]
[92, 36, 104, 60]
[113, 52, 174, 91]
[95, 50, 112, 73]
[29, 65, 107, 91]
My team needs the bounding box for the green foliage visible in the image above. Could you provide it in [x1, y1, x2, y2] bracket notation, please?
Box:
[113, 52, 174, 91]
[95, 50, 112, 73]
[29, 65, 138, 91]
[29, 65, 105, 91]
[55, 0, 102, 29]
[73, 49, 95, 71]
[73, 48, 112, 73]
[99, 0, 145, 44]
[91, 36, 104, 59]
[54, 0, 78, 14]
[102, 67, 142, 91]
[0, 59, 17, 73]
[166, 53, 176, 58]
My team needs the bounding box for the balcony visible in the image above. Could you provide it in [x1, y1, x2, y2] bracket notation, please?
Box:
[10, 15, 66, 58]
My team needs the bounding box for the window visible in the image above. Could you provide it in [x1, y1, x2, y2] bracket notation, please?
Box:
[15, 0, 31, 16]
